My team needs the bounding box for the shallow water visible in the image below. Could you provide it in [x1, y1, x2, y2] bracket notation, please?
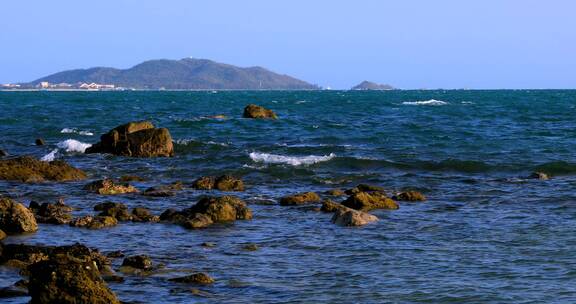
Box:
[1, 90, 576, 303]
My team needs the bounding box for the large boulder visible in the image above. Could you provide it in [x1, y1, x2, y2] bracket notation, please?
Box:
[331, 207, 378, 227]
[342, 192, 398, 211]
[84, 179, 139, 195]
[0, 197, 38, 234]
[279, 192, 321, 206]
[243, 104, 278, 119]
[0, 156, 87, 182]
[121, 255, 153, 270]
[28, 252, 120, 304]
[85, 121, 174, 157]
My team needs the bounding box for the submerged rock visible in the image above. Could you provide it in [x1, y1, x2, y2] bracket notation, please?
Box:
[393, 191, 427, 202]
[0, 156, 87, 182]
[30, 199, 73, 225]
[331, 207, 378, 227]
[70, 215, 118, 229]
[169, 273, 215, 284]
[325, 189, 346, 197]
[242, 243, 259, 251]
[94, 202, 132, 221]
[0, 197, 38, 234]
[28, 253, 120, 304]
[279, 192, 321, 206]
[243, 104, 278, 119]
[342, 192, 398, 211]
[161, 195, 252, 229]
[85, 121, 174, 157]
[345, 184, 386, 195]
[122, 255, 153, 270]
[84, 179, 139, 195]
[143, 181, 184, 197]
[192, 175, 244, 191]
[119, 175, 146, 182]
[529, 172, 550, 180]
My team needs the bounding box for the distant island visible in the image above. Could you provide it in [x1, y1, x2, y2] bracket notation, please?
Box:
[351, 81, 395, 90]
[14, 58, 320, 90]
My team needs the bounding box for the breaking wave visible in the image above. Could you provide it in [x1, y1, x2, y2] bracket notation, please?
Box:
[249, 152, 336, 166]
[402, 99, 448, 106]
[40, 149, 58, 162]
[57, 139, 92, 153]
[60, 128, 94, 136]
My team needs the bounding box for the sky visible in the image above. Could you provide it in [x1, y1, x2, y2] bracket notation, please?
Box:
[0, 0, 575, 89]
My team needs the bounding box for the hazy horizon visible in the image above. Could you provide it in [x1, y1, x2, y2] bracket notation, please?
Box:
[1, 0, 575, 89]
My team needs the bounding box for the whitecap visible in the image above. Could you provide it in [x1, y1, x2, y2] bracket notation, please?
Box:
[60, 128, 94, 136]
[249, 152, 336, 166]
[57, 139, 92, 153]
[41, 149, 58, 162]
[402, 99, 448, 106]
[295, 100, 309, 104]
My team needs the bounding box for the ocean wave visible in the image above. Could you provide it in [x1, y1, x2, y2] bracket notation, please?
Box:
[402, 99, 448, 106]
[40, 149, 58, 162]
[249, 152, 336, 166]
[57, 139, 92, 153]
[60, 128, 94, 136]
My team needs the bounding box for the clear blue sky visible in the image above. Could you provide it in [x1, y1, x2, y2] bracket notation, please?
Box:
[1, 0, 575, 89]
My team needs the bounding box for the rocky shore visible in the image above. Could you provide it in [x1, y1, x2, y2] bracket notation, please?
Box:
[0, 106, 439, 302]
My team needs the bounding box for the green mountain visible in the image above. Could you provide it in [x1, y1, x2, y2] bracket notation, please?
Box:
[31, 58, 319, 90]
[351, 81, 395, 90]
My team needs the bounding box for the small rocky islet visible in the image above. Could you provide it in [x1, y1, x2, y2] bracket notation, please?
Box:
[0, 102, 548, 302]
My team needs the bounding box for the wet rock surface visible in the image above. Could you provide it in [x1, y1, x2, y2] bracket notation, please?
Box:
[342, 191, 399, 211]
[393, 191, 427, 202]
[122, 255, 153, 270]
[29, 199, 73, 224]
[84, 178, 139, 195]
[85, 121, 174, 157]
[70, 215, 118, 229]
[0, 156, 87, 182]
[192, 175, 244, 191]
[331, 207, 379, 227]
[0, 197, 38, 234]
[243, 104, 278, 119]
[169, 273, 215, 284]
[279, 192, 321, 206]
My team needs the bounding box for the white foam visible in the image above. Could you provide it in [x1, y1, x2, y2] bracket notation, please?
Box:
[57, 139, 92, 153]
[41, 149, 58, 162]
[60, 128, 94, 136]
[295, 100, 309, 104]
[249, 152, 336, 166]
[402, 99, 448, 106]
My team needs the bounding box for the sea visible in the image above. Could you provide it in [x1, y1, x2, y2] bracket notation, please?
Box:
[1, 90, 575, 303]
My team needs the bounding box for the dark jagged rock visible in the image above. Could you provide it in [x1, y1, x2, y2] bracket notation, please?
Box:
[35, 138, 45, 146]
[28, 252, 120, 304]
[279, 192, 321, 206]
[84, 179, 138, 195]
[161, 196, 252, 229]
[243, 104, 278, 119]
[192, 175, 244, 191]
[345, 184, 386, 195]
[85, 121, 174, 157]
[169, 273, 215, 284]
[131, 207, 159, 222]
[342, 192, 398, 211]
[0, 149, 7, 157]
[0, 229, 6, 240]
[69, 215, 118, 229]
[392, 191, 427, 202]
[94, 202, 132, 221]
[331, 207, 379, 227]
[121, 255, 153, 270]
[0, 197, 38, 234]
[0, 284, 28, 298]
[0, 156, 87, 182]
[30, 199, 73, 225]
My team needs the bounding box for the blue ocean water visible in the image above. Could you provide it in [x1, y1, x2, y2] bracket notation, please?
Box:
[1, 90, 576, 303]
